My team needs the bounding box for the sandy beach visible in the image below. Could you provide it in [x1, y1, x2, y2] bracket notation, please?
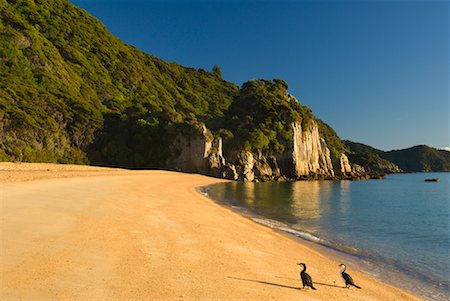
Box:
[1, 163, 421, 300]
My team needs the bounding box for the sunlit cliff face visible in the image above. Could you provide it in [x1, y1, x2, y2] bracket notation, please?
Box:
[292, 121, 334, 177]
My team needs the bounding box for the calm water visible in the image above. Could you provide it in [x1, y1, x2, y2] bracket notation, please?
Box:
[200, 173, 450, 301]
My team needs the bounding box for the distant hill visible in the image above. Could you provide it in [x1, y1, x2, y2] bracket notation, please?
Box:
[345, 141, 450, 172]
[382, 145, 450, 172]
[344, 141, 401, 174]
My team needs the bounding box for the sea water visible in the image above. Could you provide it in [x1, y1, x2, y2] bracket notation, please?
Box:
[199, 173, 450, 300]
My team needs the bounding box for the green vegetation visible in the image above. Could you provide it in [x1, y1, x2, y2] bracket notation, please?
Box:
[382, 145, 450, 172]
[212, 65, 222, 77]
[344, 140, 401, 173]
[3, 0, 443, 175]
[218, 79, 314, 154]
[0, 0, 237, 165]
[344, 141, 450, 172]
[1, 0, 349, 168]
[316, 119, 348, 158]
[344, 140, 382, 156]
[211, 79, 347, 164]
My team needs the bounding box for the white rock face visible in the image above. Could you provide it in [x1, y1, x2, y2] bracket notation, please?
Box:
[292, 121, 335, 177]
[168, 124, 214, 172]
[208, 137, 226, 169]
[237, 151, 255, 182]
[339, 153, 352, 175]
[167, 120, 364, 181]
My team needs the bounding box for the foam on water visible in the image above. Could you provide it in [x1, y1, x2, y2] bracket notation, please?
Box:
[251, 217, 323, 242]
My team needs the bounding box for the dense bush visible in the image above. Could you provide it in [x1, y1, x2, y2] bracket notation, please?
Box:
[219, 79, 313, 154]
[382, 145, 450, 172]
[0, 0, 238, 164]
[0, 0, 351, 168]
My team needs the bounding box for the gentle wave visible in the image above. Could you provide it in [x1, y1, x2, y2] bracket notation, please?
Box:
[251, 215, 449, 301]
[251, 217, 323, 242]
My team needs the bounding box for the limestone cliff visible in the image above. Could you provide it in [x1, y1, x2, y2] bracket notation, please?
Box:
[339, 153, 352, 175]
[1, 3, 410, 178]
[167, 121, 371, 181]
[291, 121, 335, 178]
[236, 151, 255, 182]
[335, 153, 369, 180]
[167, 124, 219, 173]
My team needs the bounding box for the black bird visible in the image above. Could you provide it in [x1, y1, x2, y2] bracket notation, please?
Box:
[339, 264, 361, 289]
[297, 263, 316, 290]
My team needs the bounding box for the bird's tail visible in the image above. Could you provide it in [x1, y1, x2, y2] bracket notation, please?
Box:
[353, 284, 361, 289]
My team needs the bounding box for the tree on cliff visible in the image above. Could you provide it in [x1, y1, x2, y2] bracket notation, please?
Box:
[212, 65, 222, 77]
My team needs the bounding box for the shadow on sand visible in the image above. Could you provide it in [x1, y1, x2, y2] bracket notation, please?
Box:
[314, 282, 344, 288]
[227, 276, 300, 291]
[228, 275, 345, 290]
[274, 275, 344, 288]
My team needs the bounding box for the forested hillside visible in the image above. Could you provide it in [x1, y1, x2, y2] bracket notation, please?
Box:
[0, 0, 238, 164]
[3, 0, 442, 180]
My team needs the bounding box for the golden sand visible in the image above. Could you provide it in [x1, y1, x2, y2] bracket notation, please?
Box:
[0, 163, 421, 300]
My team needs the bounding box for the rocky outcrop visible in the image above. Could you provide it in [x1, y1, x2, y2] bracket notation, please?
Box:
[167, 121, 375, 182]
[236, 151, 255, 182]
[339, 153, 352, 175]
[223, 164, 239, 180]
[343, 140, 403, 175]
[276, 121, 335, 179]
[167, 124, 240, 180]
[349, 164, 370, 179]
[254, 152, 282, 181]
[335, 153, 373, 179]
[291, 121, 335, 177]
[167, 124, 221, 174]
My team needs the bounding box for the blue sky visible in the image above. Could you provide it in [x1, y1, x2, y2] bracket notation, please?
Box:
[71, 0, 449, 151]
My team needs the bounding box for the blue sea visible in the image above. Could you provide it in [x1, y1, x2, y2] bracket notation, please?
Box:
[199, 173, 450, 301]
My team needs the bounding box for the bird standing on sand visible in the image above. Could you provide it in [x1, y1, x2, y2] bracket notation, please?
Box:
[339, 264, 361, 289]
[297, 263, 316, 290]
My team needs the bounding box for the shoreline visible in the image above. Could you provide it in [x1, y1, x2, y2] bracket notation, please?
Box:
[1, 163, 423, 300]
[197, 184, 437, 301]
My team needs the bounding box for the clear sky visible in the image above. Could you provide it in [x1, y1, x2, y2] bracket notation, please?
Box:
[71, 0, 449, 151]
